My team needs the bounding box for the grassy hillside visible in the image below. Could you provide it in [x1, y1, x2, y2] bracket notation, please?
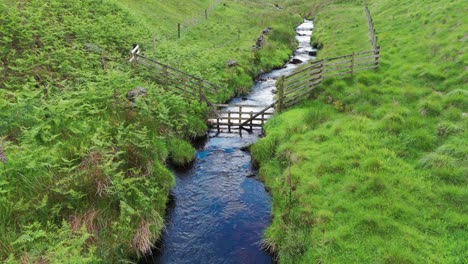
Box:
[0, 0, 305, 262]
[121, 0, 303, 96]
[252, 0, 467, 263]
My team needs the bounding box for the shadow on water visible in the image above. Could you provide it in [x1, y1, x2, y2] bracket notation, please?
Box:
[141, 19, 314, 264]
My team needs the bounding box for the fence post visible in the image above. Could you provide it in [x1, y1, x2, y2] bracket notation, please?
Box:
[319, 60, 325, 80]
[129, 44, 140, 65]
[178, 23, 181, 39]
[198, 81, 204, 103]
[205, 9, 208, 20]
[276, 76, 285, 113]
[239, 106, 243, 129]
[250, 111, 253, 130]
[374, 46, 380, 65]
[351, 52, 355, 75]
[228, 110, 232, 133]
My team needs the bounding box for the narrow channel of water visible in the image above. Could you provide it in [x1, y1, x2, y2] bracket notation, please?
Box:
[143, 19, 314, 264]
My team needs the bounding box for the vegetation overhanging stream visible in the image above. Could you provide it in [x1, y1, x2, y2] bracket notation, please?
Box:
[141, 19, 315, 264]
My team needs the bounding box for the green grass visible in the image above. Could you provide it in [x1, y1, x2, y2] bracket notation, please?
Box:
[115, 0, 303, 98]
[252, 0, 467, 263]
[0, 0, 309, 262]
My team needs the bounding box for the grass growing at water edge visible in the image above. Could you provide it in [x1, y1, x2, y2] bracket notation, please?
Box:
[252, 0, 467, 262]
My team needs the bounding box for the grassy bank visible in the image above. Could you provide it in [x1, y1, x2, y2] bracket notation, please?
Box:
[0, 0, 306, 262]
[122, 0, 303, 98]
[252, 0, 467, 263]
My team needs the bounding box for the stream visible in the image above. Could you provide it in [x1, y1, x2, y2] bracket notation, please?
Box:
[142, 19, 314, 264]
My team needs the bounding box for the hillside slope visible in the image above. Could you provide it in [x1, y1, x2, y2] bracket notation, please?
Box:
[0, 0, 304, 262]
[252, 0, 467, 263]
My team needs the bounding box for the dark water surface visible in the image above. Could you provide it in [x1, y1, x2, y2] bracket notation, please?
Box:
[142, 20, 314, 264]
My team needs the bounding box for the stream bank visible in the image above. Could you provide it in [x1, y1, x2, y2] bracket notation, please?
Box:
[142, 19, 314, 264]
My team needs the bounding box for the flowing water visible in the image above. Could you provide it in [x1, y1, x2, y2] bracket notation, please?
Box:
[142, 19, 314, 264]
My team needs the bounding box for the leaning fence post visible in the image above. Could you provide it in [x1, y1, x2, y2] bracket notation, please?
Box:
[129, 44, 140, 66]
[276, 76, 285, 113]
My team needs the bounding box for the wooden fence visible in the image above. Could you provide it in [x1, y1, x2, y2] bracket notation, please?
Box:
[277, 47, 380, 112]
[276, 3, 381, 113]
[130, 45, 219, 108]
[130, 4, 381, 134]
[207, 103, 275, 133]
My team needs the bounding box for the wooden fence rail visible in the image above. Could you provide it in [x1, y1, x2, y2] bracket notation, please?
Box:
[207, 103, 275, 133]
[275, 3, 381, 113]
[130, 45, 219, 109]
[276, 47, 380, 112]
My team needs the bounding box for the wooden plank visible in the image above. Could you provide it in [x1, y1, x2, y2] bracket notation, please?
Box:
[324, 58, 352, 67]
[209, 123, 264, 127]
[324, 64, 355, 73]
[323, 65, 378, 79]
[239, 102, 275, 127]
[138, 61, 218, 109]
[284, 84, 319, 108]
[284, 85, 317, 106]
[138, 55, 222, 90]
[285, 75, 321, 93]
[144, 74, 198, 97]
[323, 70, 353, 78]
[325, 60, 375, 73]
[324, 53, 374, 68]
[285, 77, 322, 96]
[284, 68, 322, 86]
[214, 104, 273, 108]
[323, 49, 375, 62]
[218, 111, 275, 116]
[285, 61, 323, 80]
[138, 61, 199, 93]
[213, 116, 270, 121]
[285, 96, 306, 108]
[143, 61, 217, 94]
[353, 54, 379, 63]
[140, 59, 218, 94]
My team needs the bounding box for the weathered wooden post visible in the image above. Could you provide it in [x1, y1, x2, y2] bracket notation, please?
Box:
[351, 52, 355, 75]
[178, 23, 181, 39]
[250, 111, 253, 130]
[374, 46, 380, 65]
[198, 81, 204, 103]
[276, 76, 285, 113]
[228, 110, 232, 133]
[239, 106, 243, 130]
[318, 59, 324, 81]
[129, 44, 139, 66]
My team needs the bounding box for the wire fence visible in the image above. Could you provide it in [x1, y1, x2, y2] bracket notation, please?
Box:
[365, 3, 379, 50]
[176, 0, 223, 39]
